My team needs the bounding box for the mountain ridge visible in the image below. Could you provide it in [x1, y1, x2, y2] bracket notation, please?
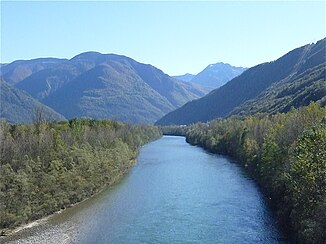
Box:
[1, 52, 207, 124]
[156, 38, 326, 125]
[174, 62, 246, 90]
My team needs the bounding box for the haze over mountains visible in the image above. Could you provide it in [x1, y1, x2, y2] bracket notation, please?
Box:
[156, 38, 326, 125]
[1, 53, 207, 123]
[174, 63, 246, 90]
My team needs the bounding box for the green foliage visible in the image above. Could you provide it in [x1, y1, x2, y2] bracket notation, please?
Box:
[0, 119, 161, 231]
[287, 125, 326, 243]
[159, 125, 188, 136]
[185, 102, 326, 243]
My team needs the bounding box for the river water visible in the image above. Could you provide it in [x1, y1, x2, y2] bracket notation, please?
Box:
[2, 136, 286, 243]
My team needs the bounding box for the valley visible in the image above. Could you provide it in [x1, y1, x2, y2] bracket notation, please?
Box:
[0, 5, 325, 242]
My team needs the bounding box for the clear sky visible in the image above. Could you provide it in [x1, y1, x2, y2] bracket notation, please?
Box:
[1, 1, 325, 76]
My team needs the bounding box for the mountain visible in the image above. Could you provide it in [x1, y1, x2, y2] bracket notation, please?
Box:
[1, 52, 207, 124]
[15, 64, 82, 100]
[173, 73, 195, 82]
[173, 63, 246, 91]
[190, 63, 246, 90]
[230, 64, 326, 116]
[0, 58, 67, 85]
[156, 38, 326, 125]
[0, 80, 65, 124]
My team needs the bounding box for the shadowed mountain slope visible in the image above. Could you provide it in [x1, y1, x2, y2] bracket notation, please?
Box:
[156, 38, 326, 125]
[1, 52, 207, 123]
[0, 80, 65, 124]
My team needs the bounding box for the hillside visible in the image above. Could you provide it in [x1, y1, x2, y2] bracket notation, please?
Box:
[156, 38, 326, 125]
[2, 52, 207, 124]
[0, 80, 65, 124]
[0, 58, 67, 85]
[230, 64, 326, 116]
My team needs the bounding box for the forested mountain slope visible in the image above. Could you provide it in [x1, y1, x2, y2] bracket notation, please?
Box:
[156, 38, 326, 125]
[1, 58, 66, 85]
[231, 64, 326, 116]
[1, 52, 207, 124]
[0, 80, 65, 124]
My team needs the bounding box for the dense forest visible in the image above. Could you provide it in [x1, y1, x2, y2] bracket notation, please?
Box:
[0, 119, 161, 233]
[182, 102, 325, 243]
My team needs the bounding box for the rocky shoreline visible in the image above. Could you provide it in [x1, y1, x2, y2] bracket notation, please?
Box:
[0, 219, 76, 244]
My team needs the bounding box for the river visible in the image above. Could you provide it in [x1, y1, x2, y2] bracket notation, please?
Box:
[2, 136, 287, 243]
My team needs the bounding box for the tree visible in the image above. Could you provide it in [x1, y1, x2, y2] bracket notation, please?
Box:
[287, 125, 326, 242]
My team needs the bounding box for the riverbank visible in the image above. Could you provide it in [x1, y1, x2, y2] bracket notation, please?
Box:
[0, 216, 76, 244]
[2, 136, 284, 243]
[0, 119, 161, 234]
[183, 103, 326, 243]
[0, 157, 140, 244]
[1, 159, 133, 237]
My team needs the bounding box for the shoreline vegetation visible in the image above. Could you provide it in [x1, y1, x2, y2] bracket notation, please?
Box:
[1, 160, 133, 239]
[161, 102, 326, 244]
[1, 103, 325, 243]
[0, 118, 161, 235]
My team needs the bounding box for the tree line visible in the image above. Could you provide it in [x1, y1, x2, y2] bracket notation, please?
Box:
[166, 102, 326, 244]
[0, 119, 161, 233]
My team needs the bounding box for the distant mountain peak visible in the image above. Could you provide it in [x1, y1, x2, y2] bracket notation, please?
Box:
[173, 63, 246, 90]
[190, 62, 246, 90]
[156, 38, 326, 125]
[206, 62, 245, 69]
[209, 62, 226, 66]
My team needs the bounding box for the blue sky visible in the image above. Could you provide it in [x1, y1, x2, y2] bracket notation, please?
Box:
[1, 1, 325, 75]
